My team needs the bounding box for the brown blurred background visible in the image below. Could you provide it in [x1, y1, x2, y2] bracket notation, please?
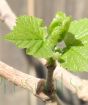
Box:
[0, 0, 88, 105]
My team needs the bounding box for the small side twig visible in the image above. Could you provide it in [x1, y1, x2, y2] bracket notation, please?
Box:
[45, 61, 56, 99]
[44, 60, 61, 105]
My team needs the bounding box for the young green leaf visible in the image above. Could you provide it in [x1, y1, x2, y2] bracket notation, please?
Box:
[61, 19, 88, 72]
[48, 12, 72, 48]
[4, 16, 53, 58]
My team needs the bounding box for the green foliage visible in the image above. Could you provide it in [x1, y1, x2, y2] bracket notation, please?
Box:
[4, 16, 53, 58]
[61, 19, 88, 72]
[48, 12, 71, 48]
[3, 12, 88, 72]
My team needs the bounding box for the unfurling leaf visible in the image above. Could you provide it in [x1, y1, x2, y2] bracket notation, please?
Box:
[48, 12, 72, 48]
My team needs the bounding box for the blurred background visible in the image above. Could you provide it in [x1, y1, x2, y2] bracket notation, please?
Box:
[0, 0, 88, 105]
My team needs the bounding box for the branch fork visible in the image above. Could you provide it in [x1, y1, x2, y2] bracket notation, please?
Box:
[0, 0, 88, 104]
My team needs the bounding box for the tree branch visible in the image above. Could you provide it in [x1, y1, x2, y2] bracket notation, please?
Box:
[0, 61, 40, 94]
[0, 61, 50, 102]
[0, 0, 16, 29]
[53, 62, 88, 101]
[0, 0, 88, 102]
[0, 61, 62, 105]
